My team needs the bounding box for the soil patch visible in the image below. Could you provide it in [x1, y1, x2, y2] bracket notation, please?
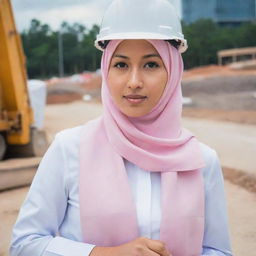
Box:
[223, 167, 256, 194]
[47, 92, 82, 104]
[182, 108, 256, 125]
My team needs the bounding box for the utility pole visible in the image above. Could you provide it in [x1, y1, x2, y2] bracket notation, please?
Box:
[58, 29, 64, 77]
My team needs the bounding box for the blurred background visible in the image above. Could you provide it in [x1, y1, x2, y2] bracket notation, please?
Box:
[0, 0, 256, 255]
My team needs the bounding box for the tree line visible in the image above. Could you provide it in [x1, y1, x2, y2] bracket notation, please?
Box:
[20, 19, 256, 78]
[21, 19, 101, 79]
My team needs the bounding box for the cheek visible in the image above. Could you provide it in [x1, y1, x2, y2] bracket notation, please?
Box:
[159, 68, 168, 94]
[150, 70, 168, 96]
[160, 71, 168, 91]
[107, 73, 123, 100]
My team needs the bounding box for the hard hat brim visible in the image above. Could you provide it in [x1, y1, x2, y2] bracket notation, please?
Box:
[95, 32, 188, 53]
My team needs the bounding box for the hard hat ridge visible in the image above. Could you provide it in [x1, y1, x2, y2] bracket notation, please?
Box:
[95, 0, 187, 53]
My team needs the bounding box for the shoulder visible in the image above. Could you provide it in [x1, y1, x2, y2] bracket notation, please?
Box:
[38, 125, 85, 173]
[199, 142, 218, 167]
[47, 124, 86, 164]
[52, 117, 101, 161]
[199, 142, 223, 191]
[54, 117, 102, 148]
[55, 125, 84, 149]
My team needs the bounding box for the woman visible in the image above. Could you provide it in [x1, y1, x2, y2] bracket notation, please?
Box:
[10, 0, 232, 255]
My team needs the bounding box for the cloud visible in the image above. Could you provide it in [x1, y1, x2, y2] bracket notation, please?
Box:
[11, 0, 181, 32]
[11, 0, 112, 31]
[15, 4, 102, 31]
[12, 0, 93, 11]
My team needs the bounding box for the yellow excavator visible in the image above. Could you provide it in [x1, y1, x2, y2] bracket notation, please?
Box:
[0, 0, 48, 160]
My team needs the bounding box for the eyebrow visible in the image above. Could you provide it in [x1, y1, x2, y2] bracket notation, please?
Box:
[113, 54, 161, 59]
[143, 54, 161, 59]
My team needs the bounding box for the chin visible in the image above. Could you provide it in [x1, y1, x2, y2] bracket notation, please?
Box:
[121, 109, 149, 118]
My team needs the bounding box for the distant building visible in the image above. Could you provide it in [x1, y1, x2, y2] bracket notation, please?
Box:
[218, 47, 256, 65]
[182, 0, 256, 26]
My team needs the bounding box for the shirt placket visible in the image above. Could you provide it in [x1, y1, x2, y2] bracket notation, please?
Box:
[136, 170, 152, 238]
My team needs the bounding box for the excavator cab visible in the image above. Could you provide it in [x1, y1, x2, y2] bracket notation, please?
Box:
[0, 0, 48, 160]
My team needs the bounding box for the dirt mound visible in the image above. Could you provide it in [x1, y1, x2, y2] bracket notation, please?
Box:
[182, 66, 256, 111]
[44, 65, 256, 123]
[47, 93, 82, 104]
[183, 64, 256, 81]
[81, 74, 102, 91]
[46, 74, 102, 104]
[182, 75, 256, 95]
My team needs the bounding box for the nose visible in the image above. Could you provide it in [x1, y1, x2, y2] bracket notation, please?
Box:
[127, 68, 143, 90]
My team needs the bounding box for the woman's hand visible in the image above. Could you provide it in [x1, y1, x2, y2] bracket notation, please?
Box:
[89, 237, 172, 256]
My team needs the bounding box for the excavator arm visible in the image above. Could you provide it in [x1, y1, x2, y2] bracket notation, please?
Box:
[0, 0, 47, 160]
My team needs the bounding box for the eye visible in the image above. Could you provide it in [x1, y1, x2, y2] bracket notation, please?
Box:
[113, 62, 128, 69]
[144, 62, 160, 69]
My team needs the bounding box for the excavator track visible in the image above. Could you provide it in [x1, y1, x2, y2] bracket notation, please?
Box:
[0, 157, 40, 191]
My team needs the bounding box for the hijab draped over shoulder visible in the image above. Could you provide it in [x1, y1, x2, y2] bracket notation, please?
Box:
[79, 40, 206, 256]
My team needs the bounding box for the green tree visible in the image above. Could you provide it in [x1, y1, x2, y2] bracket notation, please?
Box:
[82, 24, 102, 71]
[20, 18, 256, 77]
[182, 19, 219, 68]
[21, 19, 58, 78]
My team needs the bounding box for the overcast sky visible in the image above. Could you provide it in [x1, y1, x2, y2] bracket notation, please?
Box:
[11, 0, 181, 32]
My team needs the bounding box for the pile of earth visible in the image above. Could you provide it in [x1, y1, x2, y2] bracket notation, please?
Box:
[182, 74, 256, 110]
[46, 75, 102, 104]
[45, 65, 256, 125]
[181, 65, 256, 125]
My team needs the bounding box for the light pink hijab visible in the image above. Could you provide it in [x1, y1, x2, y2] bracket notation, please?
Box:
[79, 40, 205, 256]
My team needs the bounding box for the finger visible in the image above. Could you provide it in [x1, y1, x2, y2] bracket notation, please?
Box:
[145, 249, 161, 256]
[145, 239, 170, 256]
[144, 248, 163, 256]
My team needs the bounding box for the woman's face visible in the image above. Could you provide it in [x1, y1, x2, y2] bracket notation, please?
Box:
[107, 40, 168, 117]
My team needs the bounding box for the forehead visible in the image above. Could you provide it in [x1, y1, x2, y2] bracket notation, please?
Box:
[113, 39, 158, 55]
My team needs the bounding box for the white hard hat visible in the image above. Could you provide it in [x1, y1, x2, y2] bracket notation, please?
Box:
[95, 0, 187, 53]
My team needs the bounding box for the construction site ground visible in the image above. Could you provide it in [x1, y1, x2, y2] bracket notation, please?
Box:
[1, 100, 255, 256]
[1, 65, 256, 256]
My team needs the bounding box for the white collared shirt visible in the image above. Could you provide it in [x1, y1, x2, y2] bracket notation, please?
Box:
[10, 125, 232, 256]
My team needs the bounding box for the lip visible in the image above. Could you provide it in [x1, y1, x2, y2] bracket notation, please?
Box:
[123, 94, 147, 104]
